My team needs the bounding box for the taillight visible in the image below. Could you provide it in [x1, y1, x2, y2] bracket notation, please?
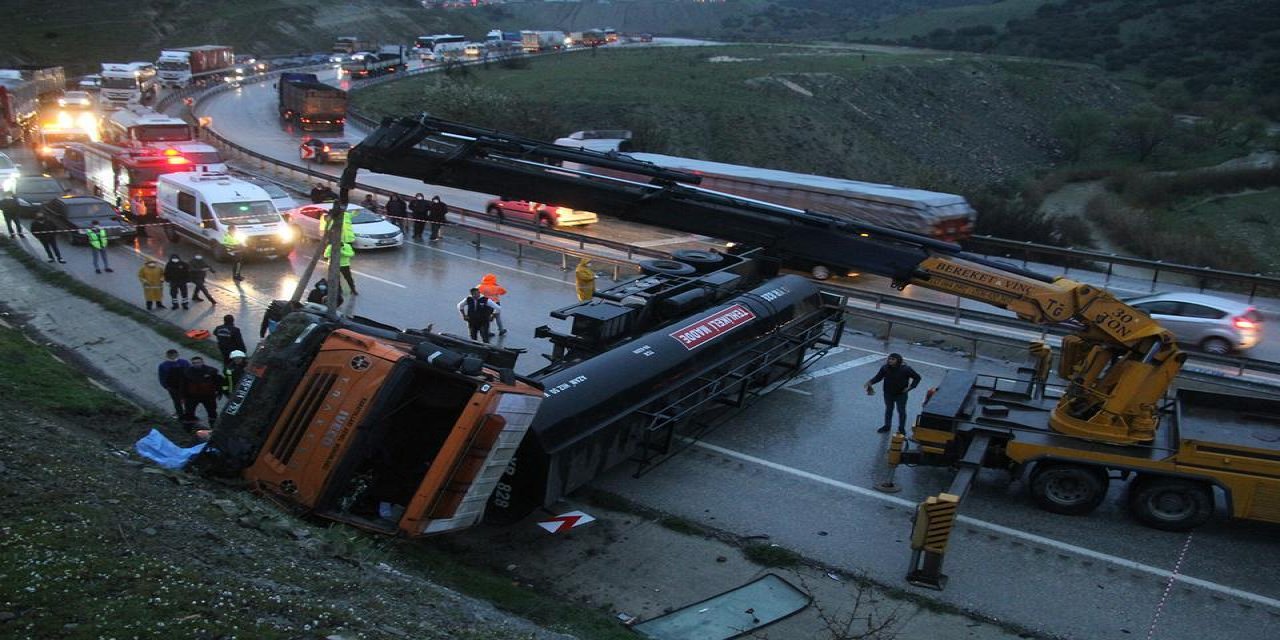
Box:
[1233, 316, 1258, 330]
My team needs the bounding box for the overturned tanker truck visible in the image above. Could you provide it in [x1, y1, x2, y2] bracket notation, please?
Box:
[195, 116, 848, 536]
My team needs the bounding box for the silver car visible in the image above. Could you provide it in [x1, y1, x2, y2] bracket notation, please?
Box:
[1126, 292, 1264, 354]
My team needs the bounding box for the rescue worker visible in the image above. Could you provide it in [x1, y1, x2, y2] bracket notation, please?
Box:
[221, 224, 243, 282]
[29, 212, 64, 263]
[213, 314, 247, 365]
[181, 355, 222, 427]
[157, 349, 189, 419]
[575, 258, 596, 302]
[385, 193, 407, 231]
[85, 220, 112, 273]
[188, 254, 216, 305]
[427, 195, 448, 241]
[477, 273, 508, 336]
[129, 194, 149, 238]
[137, 258, 165, 311]
[864, 353, 922, 434]
[323, 241, 357, 295]
[259, 300, 298, 338]
[457, 287, 500, 343]
[408, 193, 429, 240]
[163, 253, 190, 310]
[222, 350, 248, 396]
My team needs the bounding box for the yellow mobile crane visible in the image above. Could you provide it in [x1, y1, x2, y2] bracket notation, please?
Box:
[333, 116, 1279, 584]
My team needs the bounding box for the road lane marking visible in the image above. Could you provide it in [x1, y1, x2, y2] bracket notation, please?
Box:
[783, 354, 884, 388]
[406, 240, 576, 285]
[690, 440, 1280, 610]
[351, 269, 407, 288]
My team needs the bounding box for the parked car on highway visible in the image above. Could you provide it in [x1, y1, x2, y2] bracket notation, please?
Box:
[40, 195, 137, 244]
[289, 203, 403, 249]
[12, 175, 69, 217]
[299, 138, 351, 164]
[485, 199, 598, 227]
[1125, 292, 1264, 354]
[0, 152, 20, 193]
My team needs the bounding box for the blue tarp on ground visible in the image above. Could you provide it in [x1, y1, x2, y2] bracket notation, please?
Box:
[134, 429, 207, 469]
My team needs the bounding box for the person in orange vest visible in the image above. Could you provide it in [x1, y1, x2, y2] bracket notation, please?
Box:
[476, 273, 508, 336]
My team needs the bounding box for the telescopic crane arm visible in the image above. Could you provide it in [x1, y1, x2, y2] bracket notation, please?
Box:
[345, 115, 1186, 444]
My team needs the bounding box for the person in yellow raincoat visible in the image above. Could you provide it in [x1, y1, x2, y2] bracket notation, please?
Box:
[575, 258, 595, 302]
[137, 259, 165, 311]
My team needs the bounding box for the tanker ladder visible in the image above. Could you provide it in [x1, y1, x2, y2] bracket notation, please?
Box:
[894, 428, 1001, 590]
[631, 293, 846, 477]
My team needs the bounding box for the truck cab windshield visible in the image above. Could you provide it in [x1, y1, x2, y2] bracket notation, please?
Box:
[100, 76, 138, 89]
[213, 201, 280, 226]
[133, 126, 192, 142]
[156, 61, 188, 71]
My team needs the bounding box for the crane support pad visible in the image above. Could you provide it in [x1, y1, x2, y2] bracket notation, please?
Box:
[910, 493, 959, 553]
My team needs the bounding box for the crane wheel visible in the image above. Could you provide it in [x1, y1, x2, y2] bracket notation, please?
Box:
[671, 249, 724, 273]
[639, 259, 697, 277]
[1029, 463, 1108, 516]
[1128, 476, 1213, 531]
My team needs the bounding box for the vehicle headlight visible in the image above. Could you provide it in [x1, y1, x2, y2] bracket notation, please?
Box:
[233, 229, 247, 244]
[1, 176, 14, 192]
[277, 225, 295, 242]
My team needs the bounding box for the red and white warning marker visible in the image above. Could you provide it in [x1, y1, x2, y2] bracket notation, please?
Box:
[537, 510, 596, 534]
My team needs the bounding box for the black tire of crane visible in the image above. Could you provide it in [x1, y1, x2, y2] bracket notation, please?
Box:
[1128, 475, 1214, 531]
[639, 259, 697, 277]
[671, 249, 724, 273]
[1029, 463, 1109, 516]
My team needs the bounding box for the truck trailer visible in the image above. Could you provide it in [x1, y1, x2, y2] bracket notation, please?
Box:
[155, 46, 235, 87]
[277, 73, 347, 132]
[0, 65, 66, 146]
[340, 46, 407, 78]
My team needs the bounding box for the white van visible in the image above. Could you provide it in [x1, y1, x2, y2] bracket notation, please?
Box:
[156, 172, 296, 260]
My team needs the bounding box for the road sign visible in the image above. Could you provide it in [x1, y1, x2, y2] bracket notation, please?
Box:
[300, 143, 315, 160]
[537, 510, 596, 533]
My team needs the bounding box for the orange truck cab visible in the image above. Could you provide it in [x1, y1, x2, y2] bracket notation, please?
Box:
[200, 307, 542, 537]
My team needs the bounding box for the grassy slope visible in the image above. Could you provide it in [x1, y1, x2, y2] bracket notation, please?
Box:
[1168, 191, 1280, 272]
[354, 44, 1143, 187]
[844, 0, 1052, 40]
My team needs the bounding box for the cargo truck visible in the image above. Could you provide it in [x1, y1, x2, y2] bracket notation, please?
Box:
[520, 30, 567, 53]
[340, 46, 407, 78]
[0, 65, 65, 146]
[100, 62, 157, 107]
[155, 46, 235, 87]
[277, 73, 346, 132]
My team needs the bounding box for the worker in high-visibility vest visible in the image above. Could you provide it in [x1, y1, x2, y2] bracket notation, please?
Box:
[221, 224, 243, 282]
[324, 241, 357, 295]
[320, 208, 356, 244]
[85, 220, 112, 273]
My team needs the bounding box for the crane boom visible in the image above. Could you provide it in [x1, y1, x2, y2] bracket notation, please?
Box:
[345, 114, 1186, 444]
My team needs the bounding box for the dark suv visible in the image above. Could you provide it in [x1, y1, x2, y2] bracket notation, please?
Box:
[39, 195, 137, 244]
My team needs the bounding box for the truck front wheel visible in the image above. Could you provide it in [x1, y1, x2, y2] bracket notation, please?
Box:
[1029, 463, 1108, 516]
[1128, 476, 1214, 531]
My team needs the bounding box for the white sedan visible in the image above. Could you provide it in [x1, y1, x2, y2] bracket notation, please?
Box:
[289, 203, 403, 250]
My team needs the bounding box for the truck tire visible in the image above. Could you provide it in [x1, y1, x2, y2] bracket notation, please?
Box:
[1029, 463, 1109, 516]
[671, 249, 724, 273]
[639, 259, 697, 277]
[1128, 476, 1214, 531]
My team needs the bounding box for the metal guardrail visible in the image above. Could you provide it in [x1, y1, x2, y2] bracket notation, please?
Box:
[178, 56, 1280, 389]
[965, 235, 1280, 301]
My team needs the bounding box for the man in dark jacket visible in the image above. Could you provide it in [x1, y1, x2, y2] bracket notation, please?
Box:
[864, 353, 922, 434]
[181, 355, 222, 427]
[157, 349, 189, 419]
[212, 314, 247, 364]
[457, 287, 500, 343]
[29, 212, 65, 263]
[188, 254, 216, 305]
[427, 195, 448, 241]
[0, 189, 24, 238]
[408, 193, 429, 240]
[385, 193, 407, 231]
[310, 183, 337, 204]
[163, 254, 190, 309]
